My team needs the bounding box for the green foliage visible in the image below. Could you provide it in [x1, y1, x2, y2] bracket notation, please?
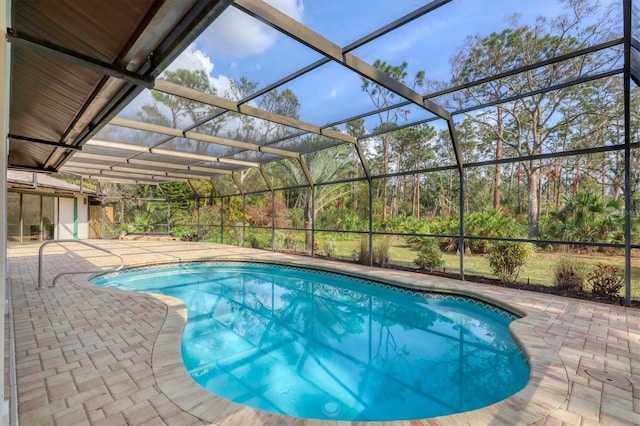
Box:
[416, 209, 525, 254]
[414, 238, 444, 272]
[488, 241, 535, 283]
[355, 238, 369, 265]
[354, 237, 390, 267]
[543, 191, 624, 245]
[464, 208, 526, 253]
[119, 222, 133, 233]
[275, 231, 305, 252]
[373, 238, 391, 267]
[132, 213, 155, 233]
[336, 213, 364, 232]
[246, 232, 271, 249]
[587, 264, 623, 297]
[554, 259, 585, 291]
[322, 240, 337, 257]
[172, 227, 196, 241]
[198, 205, 221, 227]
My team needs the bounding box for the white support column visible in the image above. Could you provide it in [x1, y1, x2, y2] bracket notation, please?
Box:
[0, 0, 9, 423]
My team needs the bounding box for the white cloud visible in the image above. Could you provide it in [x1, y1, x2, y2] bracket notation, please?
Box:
[210, 74, 232, 97]
[327, 88, 337, 99]
[266, 0, 304, 22]
[163, 46, 234, 98]
[199, 1, 304, 59]
[202, 7, 276, 58]
[165, 45, 214, 74]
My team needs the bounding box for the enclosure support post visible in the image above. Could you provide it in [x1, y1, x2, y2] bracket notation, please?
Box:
[459, 169, 465, 280]
[311, 187, 315, 257]
[196, 197, 201, 241]
[446, 117, 465, 281]
[242, 194, 246, 248]
[0, 4, 9, 420]
[101, 203, 105, 239]
[221, 197, 225, 244]
[369, 178, 373, 267]
[271, 190, 275, 251]
[623, 0, 631, 307]
[354, 138, 373, 267]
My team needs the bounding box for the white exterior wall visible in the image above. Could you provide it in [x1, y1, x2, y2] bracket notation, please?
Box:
[58, 197, 75, 239]
[77, 195, 89, 239]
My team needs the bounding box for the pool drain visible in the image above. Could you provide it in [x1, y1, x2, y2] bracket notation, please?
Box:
[584, 368, 632, 390]
[321, 401, 341, 417]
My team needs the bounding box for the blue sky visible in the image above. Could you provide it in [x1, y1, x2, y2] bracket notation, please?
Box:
[142, 0, 619, 130]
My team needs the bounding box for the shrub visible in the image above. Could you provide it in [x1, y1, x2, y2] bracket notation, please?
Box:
[587, 264, 623, 297]
[554, 259, 585, 291]
[246, 234, 263, 248]
[487, 241, 535, 283]
[323, 240, 336, 257]
[373, 237, 390, 267]
[414, 238, 444, 272]
[174, 228, 195, 241]
[464, 208, 527, 254]
[354, 238, 369, 265]
[354, 237, 390, 266]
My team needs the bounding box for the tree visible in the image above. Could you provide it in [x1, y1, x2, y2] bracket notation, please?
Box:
[144, 69, 213, 127]
[390, 124, 437, 218]
[361, 60, 426, 226]
[267, 142, 354, 251]
[346, 118, 367, 211]
[449, 2, 619, 237]
[451, 29, 523, 209]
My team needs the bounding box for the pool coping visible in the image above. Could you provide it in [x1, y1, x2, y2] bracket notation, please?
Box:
[75, 255, 569, 426]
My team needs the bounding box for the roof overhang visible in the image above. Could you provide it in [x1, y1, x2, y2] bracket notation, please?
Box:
[7, 0, 231, 173]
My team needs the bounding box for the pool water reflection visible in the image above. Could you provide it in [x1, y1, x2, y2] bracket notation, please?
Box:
[93, 262, 529, 421]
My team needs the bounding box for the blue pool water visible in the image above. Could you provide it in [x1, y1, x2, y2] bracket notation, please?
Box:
[92, 262, 529, 421]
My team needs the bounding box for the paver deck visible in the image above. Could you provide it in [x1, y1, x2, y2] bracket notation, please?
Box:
[6, 240, 640, 425]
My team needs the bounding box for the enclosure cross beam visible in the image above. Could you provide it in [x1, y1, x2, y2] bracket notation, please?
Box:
[233, 0, 452, 122]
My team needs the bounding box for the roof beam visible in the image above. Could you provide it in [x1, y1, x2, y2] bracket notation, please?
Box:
[344, 0, 451, 51]
[71, 152, 134, 163]
[83, 174, 177, 184]
[427, 38, 624, 100]
[154, 79, 357, 144]
[6, 29, 155, 89]
[127, 157, 232, 174]
[110, 117, 183, 138]
[88, 139, 151, 153]
[234, 0, 451, 121]
[84, 138, 260, 167]
[65, 163, 225, 181]
[64, 161, 121, 170]
[62, 167, 168, 182]
[8, 134, 82, 151]
[110, 115, 302, 157]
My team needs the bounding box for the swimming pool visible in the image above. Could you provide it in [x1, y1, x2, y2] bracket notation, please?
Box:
[92, 262, 529, 421]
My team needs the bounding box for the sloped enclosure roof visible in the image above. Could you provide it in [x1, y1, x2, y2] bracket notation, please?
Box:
[6, 0, 633, 188]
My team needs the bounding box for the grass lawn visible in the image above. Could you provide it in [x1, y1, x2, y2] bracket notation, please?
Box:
[326, 237, 640, 300]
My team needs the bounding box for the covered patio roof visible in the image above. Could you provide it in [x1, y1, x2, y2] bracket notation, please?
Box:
[7, 0, 230, 180]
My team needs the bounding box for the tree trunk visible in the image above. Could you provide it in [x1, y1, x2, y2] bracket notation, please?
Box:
[304, 197, 313, 252]
[353, 181, 358, 210]
[415, 175, 421, 219]
[390, 176, 399, 220]
[494, 107, 504, 209]
[381, 138, 390, 225]
[528, 172, 540, 238]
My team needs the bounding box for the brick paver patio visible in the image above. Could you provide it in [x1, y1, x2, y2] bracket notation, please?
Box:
[6, 240, 640, 425]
